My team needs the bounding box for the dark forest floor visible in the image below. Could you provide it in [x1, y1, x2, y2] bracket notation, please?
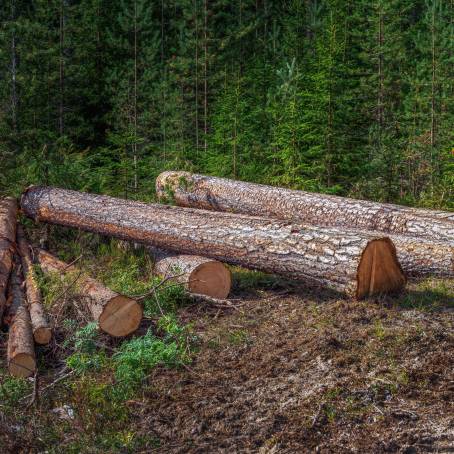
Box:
[140, 283, 454, 453]
[0, 236, 453, 453]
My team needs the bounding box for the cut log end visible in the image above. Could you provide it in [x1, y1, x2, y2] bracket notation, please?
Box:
[34, 326, 52, 345]
[9, 353, 36, 378]
[188, 261, 232, 299]
[357, 238, 406, 299]
[98, 296, 143, 337]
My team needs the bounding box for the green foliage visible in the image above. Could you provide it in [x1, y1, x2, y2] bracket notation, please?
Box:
[112, 323, 191, 399]
[1, 0, 453, 206]
[0, 374, 31, 407]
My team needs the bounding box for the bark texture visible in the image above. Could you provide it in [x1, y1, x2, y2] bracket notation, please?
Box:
[7, 265, 36, 378]
[21, 186, 406, 298]
[37, 249, 142, 337]
[156, 172, 454, 277]
[150, 247, 231, 299]
[17, 226, 52, 344]
[0, 197, 17, 320]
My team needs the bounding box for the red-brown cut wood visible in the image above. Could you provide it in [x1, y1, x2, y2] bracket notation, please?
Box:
[156, 172, 454, 278]
[150, 247, 231, 299]
[17, 225, 52, 344]
[21, 186, 406, 299]
[7, 264, 36, 378]
[0, 197, 17, 320]
[37, 249, 142, 337]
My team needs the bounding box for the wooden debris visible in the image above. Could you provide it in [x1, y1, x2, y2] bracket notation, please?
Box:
[17, 225, 52, 344]
[0, 197, 17, 320]
[7, 263, 36, 378]
[37, 249, 142, 337]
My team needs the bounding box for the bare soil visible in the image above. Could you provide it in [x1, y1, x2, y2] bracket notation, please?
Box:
[136, 282, 454, 453]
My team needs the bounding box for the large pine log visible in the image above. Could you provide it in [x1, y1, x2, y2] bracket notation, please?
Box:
[37, 250, 142, 337]
[0, 197, 17, 320]
[21, 186, 406, 298]
[150, 247, 231, 299]
[17, 226, 52, 344]
[156, 172, 454, 278]
[7, 265, 36, 378]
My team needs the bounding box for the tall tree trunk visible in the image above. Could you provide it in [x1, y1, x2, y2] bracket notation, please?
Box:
[430, 0, 437, 193]
[37, 249, 142, 337]
[59, 0, 65, 136]
[17, 226, 52, 344]
[6, 264, 36, 378]
[194, 0, 199, 154]
[10, 0, 17, 132]
[133, 0, 138, 192]
[161, 0, 167, 160]
[203, 0, 208, 153]
[21, 186, 406, 299]
[156, 172, 454, 277]
[0, 197, 17, 320]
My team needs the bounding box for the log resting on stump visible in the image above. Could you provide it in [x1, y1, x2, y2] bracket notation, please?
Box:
[37, 249, 142, 337]
[0, 197, 17, 320]
[17, 225, 52, 344]
[156, 172, 454, 277]
[150, 247, 231, 299]
[21, 186, 406, 299]
[6, 265, 36, 378]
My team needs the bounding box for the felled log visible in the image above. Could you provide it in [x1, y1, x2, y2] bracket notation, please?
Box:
[37, 249, 142, 337]
[156, 172, 454, 277]
[0, 197, 17, 320]
[17, 225, 52, 344]
[7, 265, 36, 378]
[21, 186, 406, 299]
[150, 247, 231, 299]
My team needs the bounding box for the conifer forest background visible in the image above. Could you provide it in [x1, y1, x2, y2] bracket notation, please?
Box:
[1, 1, 453, 205]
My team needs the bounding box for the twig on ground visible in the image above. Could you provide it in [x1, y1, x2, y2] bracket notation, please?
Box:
[52, 270, 83, 307]
[63, 254, 83, 271]
[132, 272, 187, 302]
[21, 368, 75, 402]
[26, 369, 39, 409]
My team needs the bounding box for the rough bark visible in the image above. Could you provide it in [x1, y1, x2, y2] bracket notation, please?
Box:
[21, 186, 406, 299]
[17, 226, 52, 344]
[156, 172, 454, 277]
[37, 249, 142, 337]
[7, 265, 36, 378]
[150, 247, 231, 299]
[0, 197, 17, 320]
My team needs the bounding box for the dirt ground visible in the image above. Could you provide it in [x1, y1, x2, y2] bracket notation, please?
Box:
[135, 280, 454, 453]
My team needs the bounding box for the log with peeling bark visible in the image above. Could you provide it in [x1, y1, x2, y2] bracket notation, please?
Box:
[0, 197, 17, 320]
[17, 225, 52, 344]
[150, 247, 232, 299]
[21, 186, 406, 298]
[156, 172, 454, 278]
[37, 249, 142, 337]
[7, 264, 36, 378]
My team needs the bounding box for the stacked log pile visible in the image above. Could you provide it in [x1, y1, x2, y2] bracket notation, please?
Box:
[20, 186, 406, 298]
[156, 171, 454, 278]
[0, 196, 146, 376]
[1, 172, 452, 373]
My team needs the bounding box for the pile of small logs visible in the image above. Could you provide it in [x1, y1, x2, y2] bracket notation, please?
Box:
[2, 173, 452, 374]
